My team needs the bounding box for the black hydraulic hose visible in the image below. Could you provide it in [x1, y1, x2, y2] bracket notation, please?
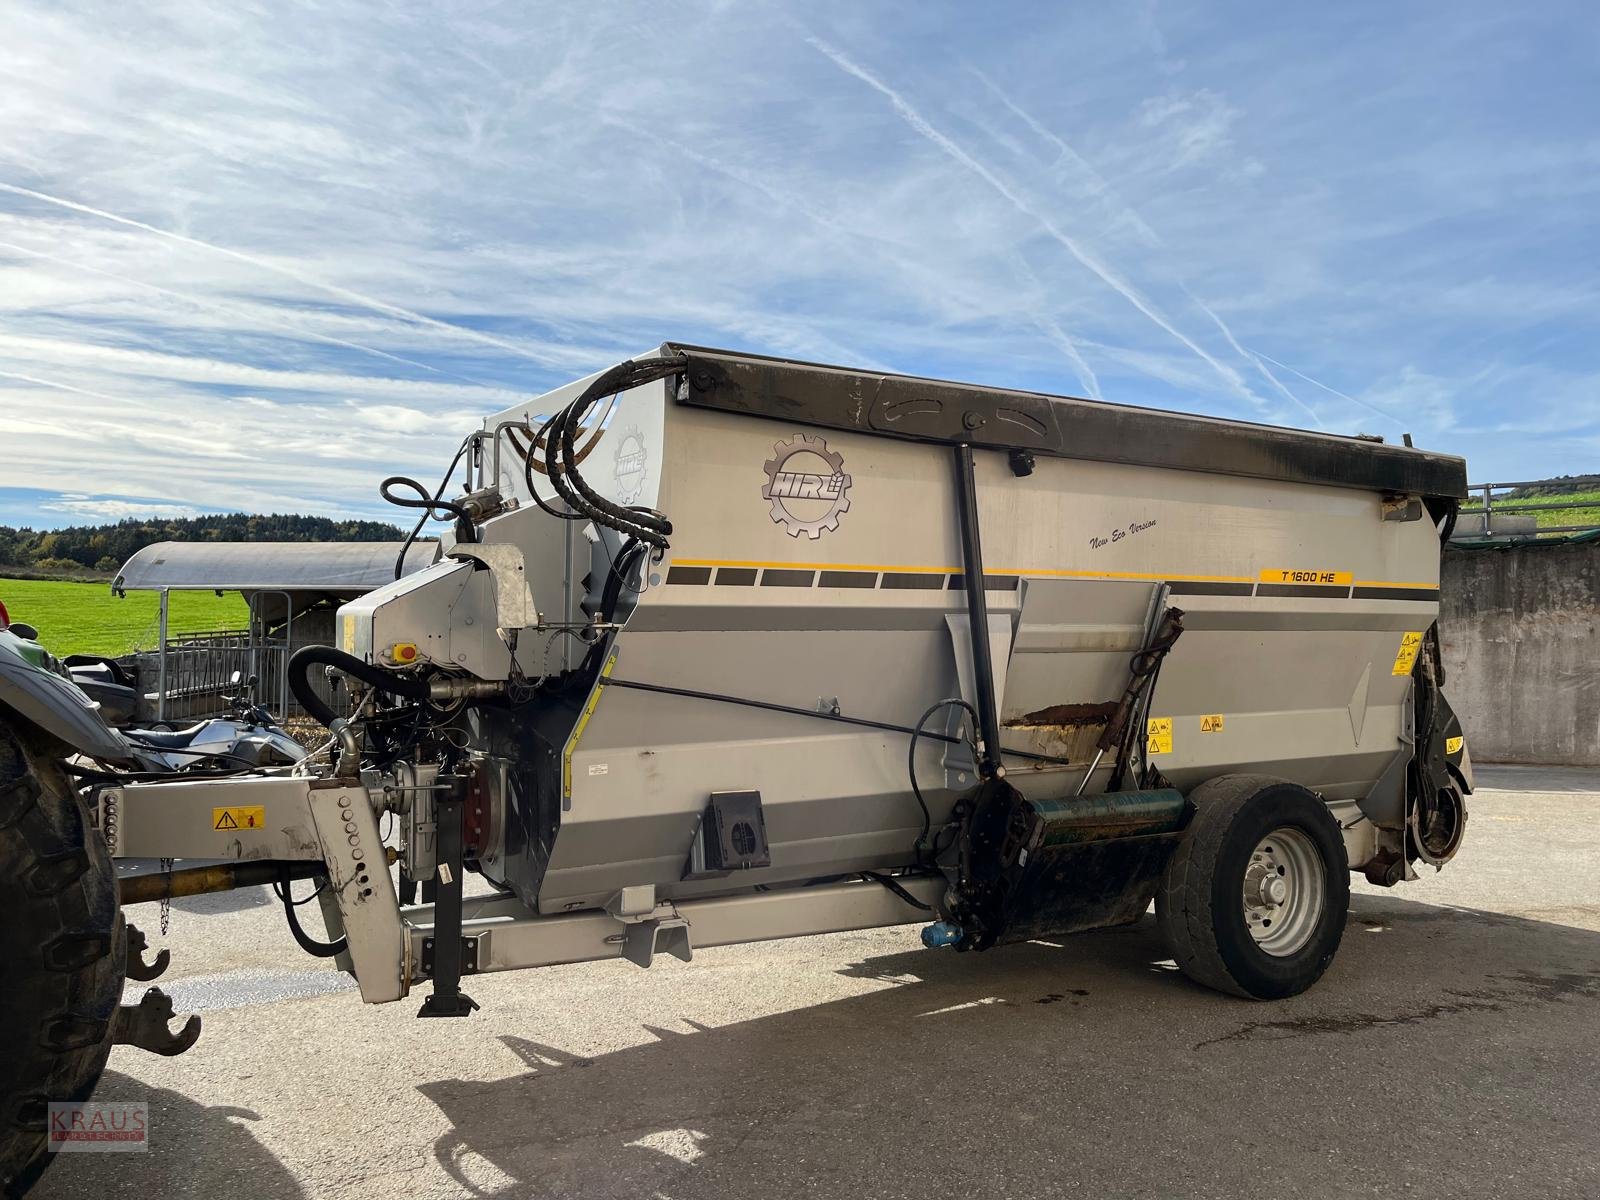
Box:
[288, 644, 430, 730]
[603, 677, 1066, 765]
[908, 697, 979, 864]
[381, 474, 476, 549]
[525, 379, 677, 547]
[558, 359, 679, 534]
[532, 405, 665, 546]
[861, 871, 935, 912]
[600, 538, 648, 616]
[386, 434, 473, 579]
[277, 866, 346, 958]
[523, 356, 685, 548]
[556, 367, 676, 537]
[1438, 498, 1459, 545]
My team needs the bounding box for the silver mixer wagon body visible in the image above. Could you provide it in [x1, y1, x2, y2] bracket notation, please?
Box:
[104, 344, 1473, 1010]
[0, 345, 1477, 1193]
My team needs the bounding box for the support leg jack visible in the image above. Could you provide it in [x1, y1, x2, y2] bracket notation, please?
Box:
[418, 775, 479, 1018]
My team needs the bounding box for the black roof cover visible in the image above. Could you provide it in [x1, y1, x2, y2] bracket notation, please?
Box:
[666, 343, 1467, 500]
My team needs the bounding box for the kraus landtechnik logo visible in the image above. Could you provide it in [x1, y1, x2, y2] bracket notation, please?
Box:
[762, 434, 852, 539]
[48, 1101, 148, 1153]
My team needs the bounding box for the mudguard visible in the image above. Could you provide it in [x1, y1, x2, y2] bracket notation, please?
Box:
[0, 634, 132, 762]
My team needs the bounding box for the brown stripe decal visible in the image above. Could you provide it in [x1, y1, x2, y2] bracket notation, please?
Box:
[881, 573, 947, 590]
[714, 567, 758, 586]
[818, 570, 879, 588]
[1168, 580, 1254, 596]
[947, 573, 1020, 591]
[1352, 586, 1439, 601]
[666, 565, 713, 585]
[760, 568, 816, 587]
[1257, 583, 1353, 598]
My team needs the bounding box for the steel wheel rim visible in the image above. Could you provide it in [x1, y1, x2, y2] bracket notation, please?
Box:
[1242, 825, 1325, 957]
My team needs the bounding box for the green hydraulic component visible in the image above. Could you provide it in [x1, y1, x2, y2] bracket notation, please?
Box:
[950, 785, 1192, 949]
[1029, 788, 1189, 846]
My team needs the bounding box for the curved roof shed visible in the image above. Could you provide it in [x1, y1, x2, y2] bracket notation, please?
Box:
[113, 541, 437, 598]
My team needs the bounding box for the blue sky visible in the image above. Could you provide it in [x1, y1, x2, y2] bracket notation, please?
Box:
[1, 2, 1596, 528]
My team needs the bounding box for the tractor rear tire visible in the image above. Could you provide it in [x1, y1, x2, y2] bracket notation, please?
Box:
[1156, 774, 1348, 1000]
[0, 718, 125, 1198]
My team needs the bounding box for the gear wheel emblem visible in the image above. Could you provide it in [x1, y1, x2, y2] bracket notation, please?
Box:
[613, 425, 648, 505]
[761, 434, 853, 539]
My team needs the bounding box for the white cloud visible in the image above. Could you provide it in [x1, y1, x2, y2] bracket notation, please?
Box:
[42, 495, 207, 521]
[1136, 89, 1240, 169]
[0, 1, 1593, 522]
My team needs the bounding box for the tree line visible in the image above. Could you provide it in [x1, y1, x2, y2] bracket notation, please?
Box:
[0, 513, 409, 576]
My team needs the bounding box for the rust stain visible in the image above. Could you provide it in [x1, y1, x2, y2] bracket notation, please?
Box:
[1005, 701, 1118, 728]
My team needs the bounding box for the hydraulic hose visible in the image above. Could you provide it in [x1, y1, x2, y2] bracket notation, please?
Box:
[277, 866, 346, 958]
[523, 355, 686, 549]
[387, 435, 473, 580]
[288, 644, 430, 730]
[380, 473, 477, 550]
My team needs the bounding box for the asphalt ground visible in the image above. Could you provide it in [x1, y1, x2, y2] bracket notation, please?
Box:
[32, 765, 1600, 1200]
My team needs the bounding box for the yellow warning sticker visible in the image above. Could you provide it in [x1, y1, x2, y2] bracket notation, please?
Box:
[564, 652, 618, 800]
[1146, 717, 1173, 755]
[341, 615, 356, 654]
[1260, 569, 1353, 586]
[1391, 630, 1425, 676]
[1200, 714, 1225, 733]
[212, 805, 265, 832]
[1446, 735, 1464, 755]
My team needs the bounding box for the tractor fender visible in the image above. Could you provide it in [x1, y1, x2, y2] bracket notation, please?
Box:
[0, 636, 132, 762]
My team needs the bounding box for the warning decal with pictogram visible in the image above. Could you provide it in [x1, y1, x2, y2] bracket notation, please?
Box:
[212, 806, 265, 831]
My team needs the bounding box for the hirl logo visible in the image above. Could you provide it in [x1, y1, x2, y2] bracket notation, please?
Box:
[762, 434, 852, 539]
[767, 470, 848, 502]
[613, 426, 648, 505]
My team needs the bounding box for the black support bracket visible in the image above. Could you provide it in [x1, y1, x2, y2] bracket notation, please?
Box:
[417, 775, 479, 1018]
[952, 443, 1004, 779]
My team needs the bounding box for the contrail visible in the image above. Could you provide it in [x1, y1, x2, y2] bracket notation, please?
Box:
[0, 368, 125, 403]
[0, 239, 486, 384]
[601, 113, 863, 244]
[0, 369, 250, 457]
[1254, 350, 1408, 428]
[0, 182, 554, 364]
[969, 68, 1326, 427]
[970, 67, 1162, 248]
[1187, 294, 1324, 428]
[807, 38, 1266, 411]
[1008, 251, 1101, 398]
[1036, 319, 1102, 400]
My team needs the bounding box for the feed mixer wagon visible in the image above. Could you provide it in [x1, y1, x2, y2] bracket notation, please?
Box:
[1, 345, 1472, 1191]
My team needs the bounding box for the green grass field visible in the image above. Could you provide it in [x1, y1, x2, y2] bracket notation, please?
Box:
[1527, 488, 1600, 530]
[1465, 487, 1600, 534]
[1, 577, 249, 657]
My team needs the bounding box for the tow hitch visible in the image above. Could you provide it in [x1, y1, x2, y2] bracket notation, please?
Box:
[113, 987, 201, 1057]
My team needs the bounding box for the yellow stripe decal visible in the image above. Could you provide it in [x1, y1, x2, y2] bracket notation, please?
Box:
[668, 558, 1431, 591]
[563, 651, 617, 802]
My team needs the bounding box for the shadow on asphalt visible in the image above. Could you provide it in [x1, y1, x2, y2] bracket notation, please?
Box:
[415, 893, 1600, 1199]
[36, 1070, 304, 1200]
[171, 884, 274, 915]
[34, 894, 1600, 1200]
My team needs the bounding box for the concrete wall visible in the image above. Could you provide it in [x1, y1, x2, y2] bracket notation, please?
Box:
[1440, 538, 1600, 765]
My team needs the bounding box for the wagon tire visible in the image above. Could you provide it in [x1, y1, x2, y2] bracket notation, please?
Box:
[0, 717, 124, 1198]
[1156, 774, 1347, 1000]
